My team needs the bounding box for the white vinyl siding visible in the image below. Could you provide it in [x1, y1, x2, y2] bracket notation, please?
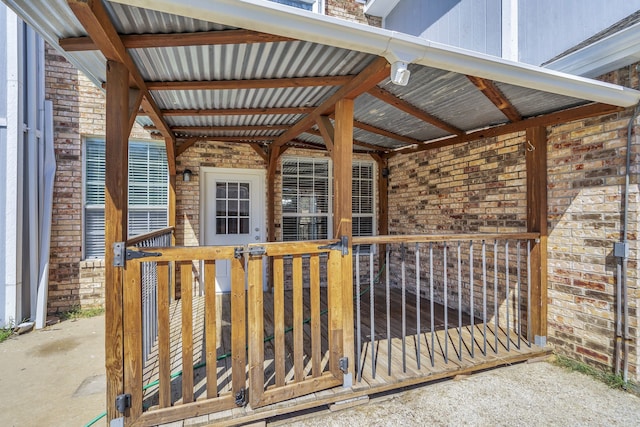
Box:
[281, 158, 375, 242]
[83, 138, 168, 259]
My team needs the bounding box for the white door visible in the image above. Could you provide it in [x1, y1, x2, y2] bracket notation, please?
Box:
[202, 167, 265, 292]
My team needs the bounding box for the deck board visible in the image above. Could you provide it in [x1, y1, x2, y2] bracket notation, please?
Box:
[140, 286, 549, 426]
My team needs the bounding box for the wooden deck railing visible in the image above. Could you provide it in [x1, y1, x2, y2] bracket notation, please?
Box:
[126, 227, 174, 362]
[122, 239, 348, 426]
[351, 233, 541, 381]
[119, 232, 545, 425]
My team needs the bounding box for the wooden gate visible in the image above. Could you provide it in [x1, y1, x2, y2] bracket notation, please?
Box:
[246, 241, 345, 408]
[121, 239, 347, 425]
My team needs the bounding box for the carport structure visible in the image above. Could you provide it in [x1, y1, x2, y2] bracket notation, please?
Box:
[5, 0, 640, 425]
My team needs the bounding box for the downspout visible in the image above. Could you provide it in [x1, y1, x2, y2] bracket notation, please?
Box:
[617, 94, 640, 383]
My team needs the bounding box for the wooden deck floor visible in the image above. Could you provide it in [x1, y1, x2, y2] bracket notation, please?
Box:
[141, 286, 549, 426]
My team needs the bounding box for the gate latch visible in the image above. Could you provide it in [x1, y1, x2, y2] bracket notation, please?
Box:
[234, 246, 266, 259]
[115, 393, 131, 414]
[339, 357, 349, 373]
[318, 236, 349, 256]
[235, 388, 247, 407]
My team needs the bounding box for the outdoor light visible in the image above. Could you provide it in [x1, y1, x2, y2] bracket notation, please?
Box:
[182, 169, 192, 182]
[390, 61, 410, 86]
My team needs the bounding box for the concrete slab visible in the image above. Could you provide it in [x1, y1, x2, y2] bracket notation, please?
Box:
[0, 315, 105, 427]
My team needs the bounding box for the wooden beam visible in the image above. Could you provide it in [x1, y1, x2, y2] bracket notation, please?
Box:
[467, 75, 522, 122]
[67, 0, 176, 173]
[367, 86, 464, 136]
[304, 129, 386, 152]
[353, 119, 421, 145]
[250, 143, 268, 162]
[104, 59, 129, 422]
[146, 75, 353, 91]
[127, 88, 143, 134]
[59, 29, 293, 51]
[175, 137, 199, 157]
[168, 174, 176, 301]
[145, 124, 289, 132]
[315, 116, 335, 153]
[333, 99, 355, 381]
[526, 126, 548, 344]
[396, 103, 623, 155]
[272, 57, 390, 149]
[155, 107, 316, 117]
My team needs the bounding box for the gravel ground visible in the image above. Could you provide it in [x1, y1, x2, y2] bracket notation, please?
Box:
[280, 361, 640, 427]
[2, 316, 640, 427]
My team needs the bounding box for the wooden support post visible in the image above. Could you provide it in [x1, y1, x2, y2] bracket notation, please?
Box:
[333, 99, 355, 382]
[105, 60, 130, 421]
[267, 148, 279, 290]
[168, 173, 176, 301]
[526, 126, 548, 346]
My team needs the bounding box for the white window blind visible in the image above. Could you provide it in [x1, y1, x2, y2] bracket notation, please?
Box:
[281, 158, 375, 242]
[352, 161, 375, 238]
[84, 138, 168, 259]
[282, 158, 331, 241]
[268, 0, 323, 13]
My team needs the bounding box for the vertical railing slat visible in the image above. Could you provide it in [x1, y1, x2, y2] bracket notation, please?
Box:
[505, 241, 511, 352]
[247, 254, 263, 404]
[327, 249, 344, 379]
[369, 248, 376, 379]
[273, 257, 286, 387]
[231, 257, 247, 399]
[429, 242, 434, 367]
[469, 241, 475, 359]
[157, 261, 171, 407]
[310, 254, 322, 378]
[273, 256, 285, 387]
[443, 242, 448, 363]
[527, 240, 532, 347]
[415, 243, 421, 370]
[180, 261, 194, 403]
[494, 240, 499, 354]
[124, 260, 143, 419]
[386, 246, 392, 376]
[293, 255, 304, 382]
[204, 260, 217, 399]
[401, 243, 407, 373]
[355, 246, 362, 382]
[482, 240, 487, 357]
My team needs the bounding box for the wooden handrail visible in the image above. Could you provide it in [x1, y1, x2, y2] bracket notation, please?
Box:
[352, 232, 540, 246]
[126, 226, 175, 246]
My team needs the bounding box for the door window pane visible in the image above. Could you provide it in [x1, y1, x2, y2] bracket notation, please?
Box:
[215, 180, 251, 235]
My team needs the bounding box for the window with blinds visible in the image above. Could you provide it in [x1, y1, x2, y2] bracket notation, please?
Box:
[281, 158, 375, 242]
[268, 0, 323, 13]
[282, 158, 330, 241]
[84, 138, 168, 259]
[352, 161, 375, 239]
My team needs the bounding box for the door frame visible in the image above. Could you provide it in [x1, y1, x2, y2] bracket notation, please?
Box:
[200, 166, 266, 247]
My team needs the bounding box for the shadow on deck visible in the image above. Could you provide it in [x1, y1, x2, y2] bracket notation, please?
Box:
[141, 287, 549, 426]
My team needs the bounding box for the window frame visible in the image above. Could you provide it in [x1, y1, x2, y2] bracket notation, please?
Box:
[82, 137, 169, 260]
[280, 156, 377, 243]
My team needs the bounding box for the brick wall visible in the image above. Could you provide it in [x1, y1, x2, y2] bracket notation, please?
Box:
[326, 0, 382, 27]
[45, 44, 152, 314]
[546, 64, 639, 378]
[385, 66, 640, 381]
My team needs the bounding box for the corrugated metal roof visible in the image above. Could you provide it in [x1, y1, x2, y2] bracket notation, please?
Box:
[3, 0, 637, 155]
